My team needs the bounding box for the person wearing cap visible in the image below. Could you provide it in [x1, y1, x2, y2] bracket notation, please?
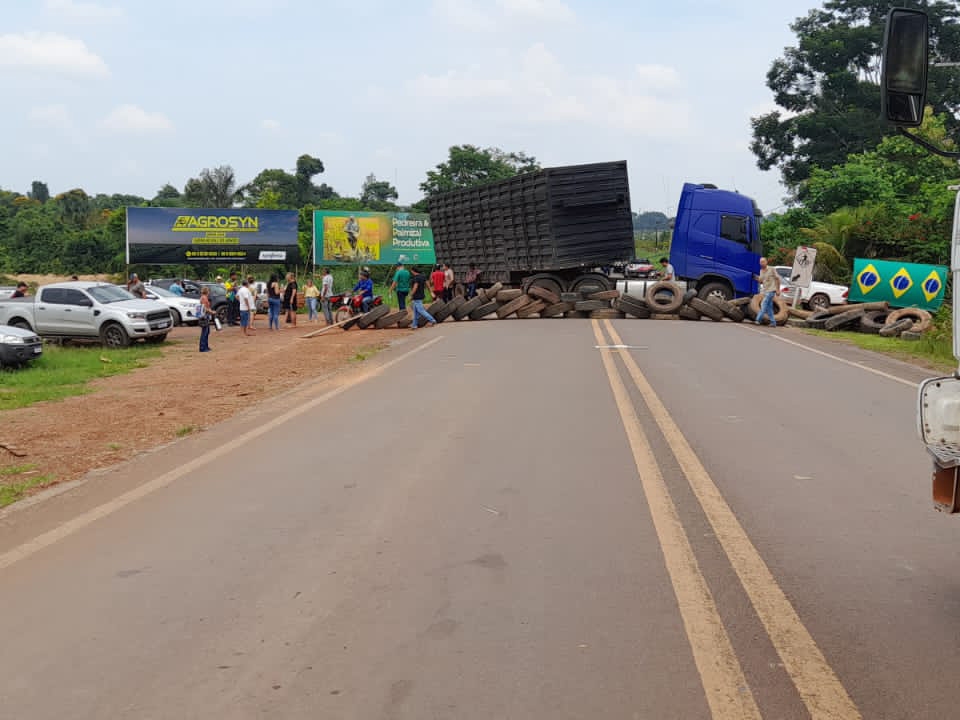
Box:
[390, 261, 411, 311]
[127, 273, 145, 298]
[352, 270, 375, 313]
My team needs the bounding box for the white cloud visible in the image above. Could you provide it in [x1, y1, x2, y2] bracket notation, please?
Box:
[29, 104, 73, 129]
[432, 0, 496, 30]
[410, 44, 690, 139]
[261, 119, 281, 131]
[635, 64, 682, 93]
[101, 104, 173, 133]
[495, 0, 574, 22]
[44, 0, 124, 22]
[0, 32, 109, 76]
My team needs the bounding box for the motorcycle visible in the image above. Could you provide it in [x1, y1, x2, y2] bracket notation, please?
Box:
[330, 292, 384, 323]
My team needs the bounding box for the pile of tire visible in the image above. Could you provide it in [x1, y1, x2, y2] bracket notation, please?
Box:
[794, 301, 932, 340]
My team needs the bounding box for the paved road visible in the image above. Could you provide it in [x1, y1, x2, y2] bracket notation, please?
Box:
[0, 319, 957, 719]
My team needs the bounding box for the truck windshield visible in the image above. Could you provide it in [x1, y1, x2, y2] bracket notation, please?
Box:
[88, 286, 136, 304]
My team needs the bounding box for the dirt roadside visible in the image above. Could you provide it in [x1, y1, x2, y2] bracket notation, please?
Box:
[0, 321, 410, 501]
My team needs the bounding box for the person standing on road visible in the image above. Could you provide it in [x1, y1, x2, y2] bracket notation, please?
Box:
[443, 263, 455, 302]
[237, 279, 256, 336]
[128, 273, 146, 298]
[304, 278, 320, 322]
[658, 257, 676, 282]
[464, 264, 480, 299]
[267, 274, 282, 330]
[390, 261, 411, 311]
[198, 287, 213, 352]
[225, 271, 240, 326]
[409, 266, 436, 329]
[246, 275, 260, 329]
[283, 272, 299, 327]
[754, 257, 781, 328]
[430, 264, 445, 302]
[321, 267, 334, 325]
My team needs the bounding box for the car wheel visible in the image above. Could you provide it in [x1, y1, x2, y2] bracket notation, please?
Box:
[100, 322, 130, 348]
[215, 305, 228, 324]
[170, 309, 182, 327]
[808, 293, 830, 312]
[9, 318, 31, 331]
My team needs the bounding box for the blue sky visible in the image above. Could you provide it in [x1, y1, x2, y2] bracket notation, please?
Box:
[2, 0, 820, 215]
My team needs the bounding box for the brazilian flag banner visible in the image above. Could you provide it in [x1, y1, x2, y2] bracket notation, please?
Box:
[849, 258, 948, 310]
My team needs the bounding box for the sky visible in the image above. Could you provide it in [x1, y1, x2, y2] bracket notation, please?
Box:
[1, 0, 821, 216]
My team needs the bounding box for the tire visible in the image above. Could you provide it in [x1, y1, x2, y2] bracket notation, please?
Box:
[334, 307, 352, 324]
[342, 315, 362, 331]
[100, 322, 130, 348]
[682, 289, 698, 306]
[619, 299, 652, 319]
[587, 289, 621, 302]
[397, 311, 413, 329]
[880, 318, 914, 337]
[565, 310, 589, 318]
[375, 310, 408, 329]
[859, 310, 891, 334]
[697, 281, 733, 303]
[542, 302, 574, 318]
[788, 307, 812, 319]
[748, 294, 790, 325]
[689, 297, 725, 321]
[470, 302, 500, 321]
[886, 308, 933, 334]
[215, 305, 228, 325]
[678, 305, 701, 321]
[357, 304, 391, 329]
[786, 318, 809, 328]
[480, 282, 503, 302]
[454, 296, 484, 320]
[170, 309, 183, 327]
[590, 309, 625, 319]
[570, 273, 612, 295]
[730, 297, 752, 308]
[432, 301, 457, 323]
[449, 295, 466, 309]
[706, 295, 744, 322]
[427, 300, 446, 316]
[523, 273, 565, 298]
[808, 293, 831, 312]
[574, 300, 608, 312]
[823, 306, 865, 331]
[145, 333, 168, 344]
[901, 330, 923, 341]
[561, 292, 582, 303]
[8, 318, 32, 331]
[644, 282, 684, 313]
[497, 295, 532, 319]
[496, 289, 524, 303]
[516, 300, 546, 318]
[805, 311, 831, 330]
[528, 285, 561, 305]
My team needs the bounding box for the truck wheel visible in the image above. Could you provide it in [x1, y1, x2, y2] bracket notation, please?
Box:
[644, 282, 684, 313]
[697, 282, 732, 303]
[100, 322, 130, 348]
[170, 309, 182, 327]
[808, 293, 830, 312]
[570, 273, 612, 295]
[523, 274, 565, 298]
[8, 318, 32, 331]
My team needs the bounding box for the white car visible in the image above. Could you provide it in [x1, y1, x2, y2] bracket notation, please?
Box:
[774, 266, 848, 312]
[124, 285, 202, 326]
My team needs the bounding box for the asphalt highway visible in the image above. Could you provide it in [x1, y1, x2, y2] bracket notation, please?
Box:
[0, 319, 956, 719]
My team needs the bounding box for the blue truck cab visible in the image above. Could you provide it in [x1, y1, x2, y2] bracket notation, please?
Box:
[669, 183, 763, 301]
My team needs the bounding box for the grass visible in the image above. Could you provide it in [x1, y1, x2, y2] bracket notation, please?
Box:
[805, 329, 956, 371]
[0, 344, 162, 411]
[350, 347, 381, 363]
[0, 464, 52, 508]
[175, 425, 197, 437]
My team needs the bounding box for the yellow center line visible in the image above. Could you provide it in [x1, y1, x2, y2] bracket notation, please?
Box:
[603, 320, 861, 720]
[591, 321, 762, 720]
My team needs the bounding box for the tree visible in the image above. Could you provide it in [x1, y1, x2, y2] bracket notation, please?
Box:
[419, 145, 540, 197]
[29, 181, 50, 204]
[240, 154, 333, 208]
[55, 188, 92, 228]
[183, 166, 241, 208]
[750, 0, 960, 188]
[360, 173, 399, 208]
[152, 183, 182, 206]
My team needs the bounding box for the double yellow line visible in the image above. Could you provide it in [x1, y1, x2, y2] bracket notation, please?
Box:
[592, 320, 861, 720]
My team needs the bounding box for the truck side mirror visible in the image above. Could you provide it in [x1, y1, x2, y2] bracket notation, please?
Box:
[881, 8, 929, 127]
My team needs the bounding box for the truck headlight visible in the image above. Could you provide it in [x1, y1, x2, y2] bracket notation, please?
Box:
[126, 312, 148, 320]
[1, 335, 26, 344]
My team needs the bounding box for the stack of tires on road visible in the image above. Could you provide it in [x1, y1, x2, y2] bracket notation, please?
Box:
[341, 281, 935, 342]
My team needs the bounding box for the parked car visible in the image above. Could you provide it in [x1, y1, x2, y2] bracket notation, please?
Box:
[625, 258, 655, 278]
[149, 279, 228, 323]
[0, 323, 43, 368]
[774, 266, 849, 311]
[0, 282, 171, 347]
[117, 284, 202, 326]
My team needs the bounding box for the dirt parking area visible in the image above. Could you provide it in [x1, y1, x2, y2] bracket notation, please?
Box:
[0, 321, 410, 501]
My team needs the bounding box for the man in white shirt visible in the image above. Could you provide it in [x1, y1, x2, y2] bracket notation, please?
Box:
[237, 279, 256, 336]
[658, 257, 676, 282]
[320, 267, 335, 324]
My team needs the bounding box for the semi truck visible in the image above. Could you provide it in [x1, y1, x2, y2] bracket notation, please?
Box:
[428, 162, 763, 301]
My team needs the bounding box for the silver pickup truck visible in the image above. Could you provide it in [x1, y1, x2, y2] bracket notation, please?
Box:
[0, 281, 172, 347]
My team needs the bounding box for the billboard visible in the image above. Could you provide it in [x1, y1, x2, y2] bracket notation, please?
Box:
[313, 210, 436, 266]
[849, 258, 948, 310]
[126, 207, 300, 265]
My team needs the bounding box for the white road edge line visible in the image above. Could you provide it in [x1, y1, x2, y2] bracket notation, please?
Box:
[738, 324, 919, 388]
[0, 335, 445, 573]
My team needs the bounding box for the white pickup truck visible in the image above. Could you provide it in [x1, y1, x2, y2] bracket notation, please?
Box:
[0, 281, 173, 347]
[774, 266, 849, 311]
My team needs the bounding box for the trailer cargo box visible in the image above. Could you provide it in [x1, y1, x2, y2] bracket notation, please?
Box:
[427, 161, 634, 291]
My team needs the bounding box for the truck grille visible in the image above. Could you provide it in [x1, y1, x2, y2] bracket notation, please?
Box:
[146, 311, 171, 323]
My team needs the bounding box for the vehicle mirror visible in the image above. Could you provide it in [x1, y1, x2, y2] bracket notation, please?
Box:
[918, 376, 960, 461]
[76, 297, 93, 308]
[881, 8, 929, 127]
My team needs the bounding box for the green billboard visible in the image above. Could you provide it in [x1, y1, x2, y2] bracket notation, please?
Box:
[849, 258, 948, 310]
[313, 210, 436, 266]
